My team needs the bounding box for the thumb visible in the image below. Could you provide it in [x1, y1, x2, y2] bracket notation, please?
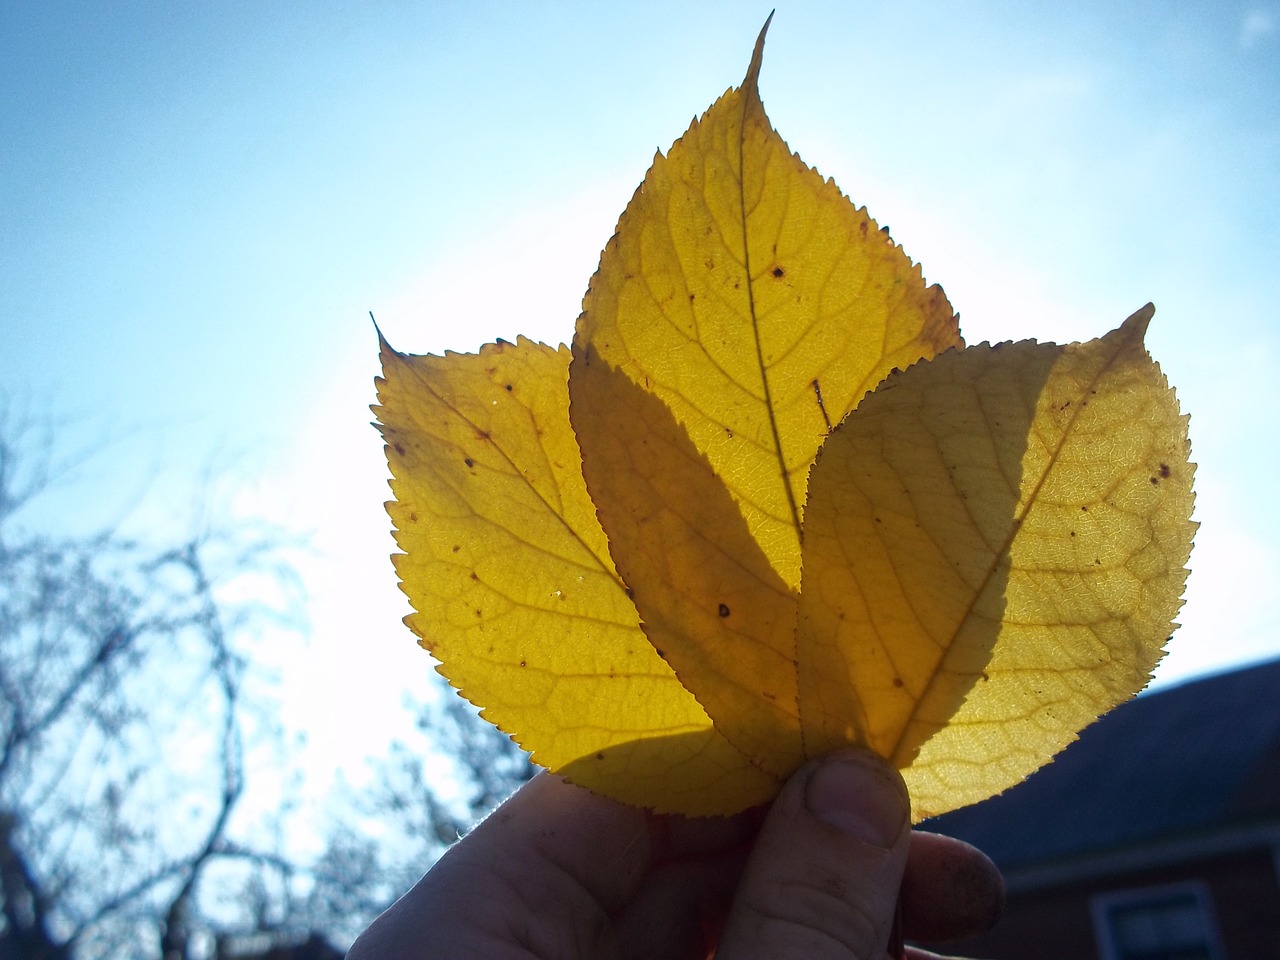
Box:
[717, 750, 911, 960]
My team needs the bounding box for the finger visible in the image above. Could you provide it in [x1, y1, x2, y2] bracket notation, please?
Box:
[716, 750, 912, 960]
[348, 772, 652, 960]
[901, 831, 1004, 942]
[611, 798, 765, 958]
[612, 839, 752, 959]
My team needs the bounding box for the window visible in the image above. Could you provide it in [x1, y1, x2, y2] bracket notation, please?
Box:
[1091, 882, 1225, 960]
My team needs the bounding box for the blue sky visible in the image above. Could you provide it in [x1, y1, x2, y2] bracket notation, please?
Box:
[3, 1, 1278, 787]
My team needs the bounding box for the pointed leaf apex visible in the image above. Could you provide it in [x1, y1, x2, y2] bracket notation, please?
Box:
[1122, 302, 1156, 338]
[371, 311, 393, 351]
[744, 12, 774, 96]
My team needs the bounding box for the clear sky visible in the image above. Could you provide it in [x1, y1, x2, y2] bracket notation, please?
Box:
[3, 1, 1278, 790]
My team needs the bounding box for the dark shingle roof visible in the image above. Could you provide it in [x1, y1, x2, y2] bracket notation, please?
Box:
[922, 658, 1280, 868]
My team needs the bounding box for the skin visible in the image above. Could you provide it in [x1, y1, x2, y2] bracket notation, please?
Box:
[347, 749, 1004, 960]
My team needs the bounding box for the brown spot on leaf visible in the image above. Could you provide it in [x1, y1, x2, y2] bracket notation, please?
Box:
[772, 265, 785, 278]
[718, 603, 731, 617]
[1159, 463, 1171, 478]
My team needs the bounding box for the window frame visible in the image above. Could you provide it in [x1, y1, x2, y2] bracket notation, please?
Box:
[1090, 879, 1226, 960]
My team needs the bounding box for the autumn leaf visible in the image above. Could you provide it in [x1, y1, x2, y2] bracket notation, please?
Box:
[573, 24, 960, 592]
[376, 337, 778, 813]
[796, 305, 1193, 818]
[376, 21, 1194, 818]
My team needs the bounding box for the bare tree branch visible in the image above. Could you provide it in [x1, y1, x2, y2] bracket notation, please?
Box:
[0, 405, 534, 959]
[0, 411, 326, 960]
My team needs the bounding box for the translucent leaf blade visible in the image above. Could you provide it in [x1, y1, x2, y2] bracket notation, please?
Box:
[908, 307, 1195, 817]
[376, 337, 777, 813]
[798, 305, 1195, 818]
[575, 24, 961, 590]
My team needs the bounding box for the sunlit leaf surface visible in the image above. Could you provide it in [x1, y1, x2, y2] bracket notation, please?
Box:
[378, 23, 1195, 817]
[376, 337, 777, 813]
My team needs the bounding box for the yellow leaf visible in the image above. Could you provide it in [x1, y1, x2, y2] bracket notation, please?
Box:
[797, 305, 1195, 818]
[574, 20, 960, 591]
[376, 336, 778, 813]
[378, 23, 1195, 820]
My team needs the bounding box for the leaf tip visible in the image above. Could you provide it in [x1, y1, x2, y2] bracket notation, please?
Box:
[372, 312, 407, 366]
[744, 11, 774, 96]
[1122, 302, 1156, 338]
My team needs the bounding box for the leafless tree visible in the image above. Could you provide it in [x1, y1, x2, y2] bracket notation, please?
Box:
[289, 683, 536, 951]
[0, 410, 335, 960]
[0, 405, 540, 958]
[376, 691, 534, 845]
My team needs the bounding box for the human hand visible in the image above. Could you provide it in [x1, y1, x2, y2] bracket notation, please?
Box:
[347, 749, 1003, 959]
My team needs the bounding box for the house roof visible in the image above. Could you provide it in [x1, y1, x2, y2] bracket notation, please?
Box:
[922, 658, 1280, 869]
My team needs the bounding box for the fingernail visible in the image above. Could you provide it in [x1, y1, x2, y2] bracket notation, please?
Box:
[806, 752, 908, 849]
